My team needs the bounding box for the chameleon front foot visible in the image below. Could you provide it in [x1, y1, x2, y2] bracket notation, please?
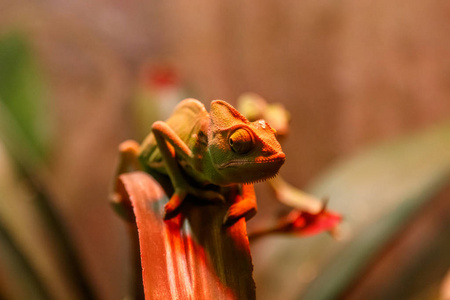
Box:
[223, 183, 257, 226]
[223, 201, 257, 226]
[163, 192, 186, 220]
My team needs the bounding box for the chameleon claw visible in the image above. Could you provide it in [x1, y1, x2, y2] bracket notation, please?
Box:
[163, 204, 179, 220]
[223, 203, 257, 226]
[222, 212, 237, 227]
[163, 192, 186, 220]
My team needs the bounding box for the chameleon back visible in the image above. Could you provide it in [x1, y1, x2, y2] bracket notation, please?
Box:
[139, 99, 209, 175]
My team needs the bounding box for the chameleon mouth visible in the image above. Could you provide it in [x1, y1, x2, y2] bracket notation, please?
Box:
[217, 152, 286, 169]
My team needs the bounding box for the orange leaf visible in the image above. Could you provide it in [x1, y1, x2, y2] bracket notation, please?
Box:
[117, 171, 255, 300]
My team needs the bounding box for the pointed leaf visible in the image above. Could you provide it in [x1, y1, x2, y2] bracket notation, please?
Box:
[118, 171, 256, 300]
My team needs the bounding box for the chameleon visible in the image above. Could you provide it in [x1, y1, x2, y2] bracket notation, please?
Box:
[114, 98, 285, 225]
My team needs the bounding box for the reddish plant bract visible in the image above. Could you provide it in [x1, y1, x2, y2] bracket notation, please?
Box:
[117, 171, 255, 300]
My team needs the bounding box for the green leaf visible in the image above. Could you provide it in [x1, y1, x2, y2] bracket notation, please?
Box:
[0, 33, 95, 300]
[0, 32, 52, 162]
[252, 121, 450, 300]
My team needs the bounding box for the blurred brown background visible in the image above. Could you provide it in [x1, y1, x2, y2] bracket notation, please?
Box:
[1, 0, 450, 299]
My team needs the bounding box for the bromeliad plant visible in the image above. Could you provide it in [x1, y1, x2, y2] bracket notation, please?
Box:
[111, 97, 341, 299]
[4, 34, 447, 300]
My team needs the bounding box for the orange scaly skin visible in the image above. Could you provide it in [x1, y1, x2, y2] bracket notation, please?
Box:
[119, 99, 285, 225]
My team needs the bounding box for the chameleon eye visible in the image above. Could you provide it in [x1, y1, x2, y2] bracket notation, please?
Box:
[229, 128, 254, 154]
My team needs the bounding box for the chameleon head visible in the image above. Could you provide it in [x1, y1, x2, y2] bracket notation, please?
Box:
[207, 100, 286, 186]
